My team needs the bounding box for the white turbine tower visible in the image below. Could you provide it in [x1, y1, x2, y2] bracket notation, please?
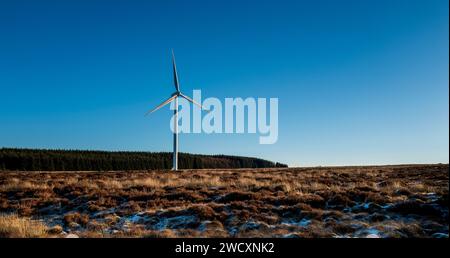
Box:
[146, 50, 207, 171]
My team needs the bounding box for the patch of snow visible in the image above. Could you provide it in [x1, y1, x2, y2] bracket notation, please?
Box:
[298, 218, 311, 227]
[332, 234, 351, 238]
[65, 233, 79, 238]
[377, 204, 392, 209]
[424, 193, 439, 202]
[431, 232, 448, 238]
[152, 215, 197, 230]
[238, 220, 270, 231]
[198, 220, 212, 231]
[364, 228, 381, 238]
[93, 208, 116, 218]
[126, 213, 146, 223]
[227, 226, 238, 236]
[281, 218, 311, 227]
[352, 202, 372, 211]
[283, 233, 300, 238]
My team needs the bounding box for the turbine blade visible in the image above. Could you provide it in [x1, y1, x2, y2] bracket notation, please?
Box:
[172, 49, 180, 92]
[145, 95, 177, 116]
[180, 93, 209, 111]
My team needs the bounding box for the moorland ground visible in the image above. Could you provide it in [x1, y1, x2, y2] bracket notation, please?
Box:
[0, 164, 448, 238]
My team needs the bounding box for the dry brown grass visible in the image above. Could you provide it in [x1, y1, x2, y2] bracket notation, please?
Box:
[0, 213, 48, 238]
[0, 164, 448, 238]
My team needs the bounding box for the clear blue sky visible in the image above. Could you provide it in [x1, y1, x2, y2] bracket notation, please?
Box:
[0, 0, 448, 166]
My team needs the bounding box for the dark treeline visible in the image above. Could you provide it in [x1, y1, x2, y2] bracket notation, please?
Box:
[0, 148, 288, 171]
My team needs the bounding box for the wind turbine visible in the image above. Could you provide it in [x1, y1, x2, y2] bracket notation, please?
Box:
[146, 50, 207, 171]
